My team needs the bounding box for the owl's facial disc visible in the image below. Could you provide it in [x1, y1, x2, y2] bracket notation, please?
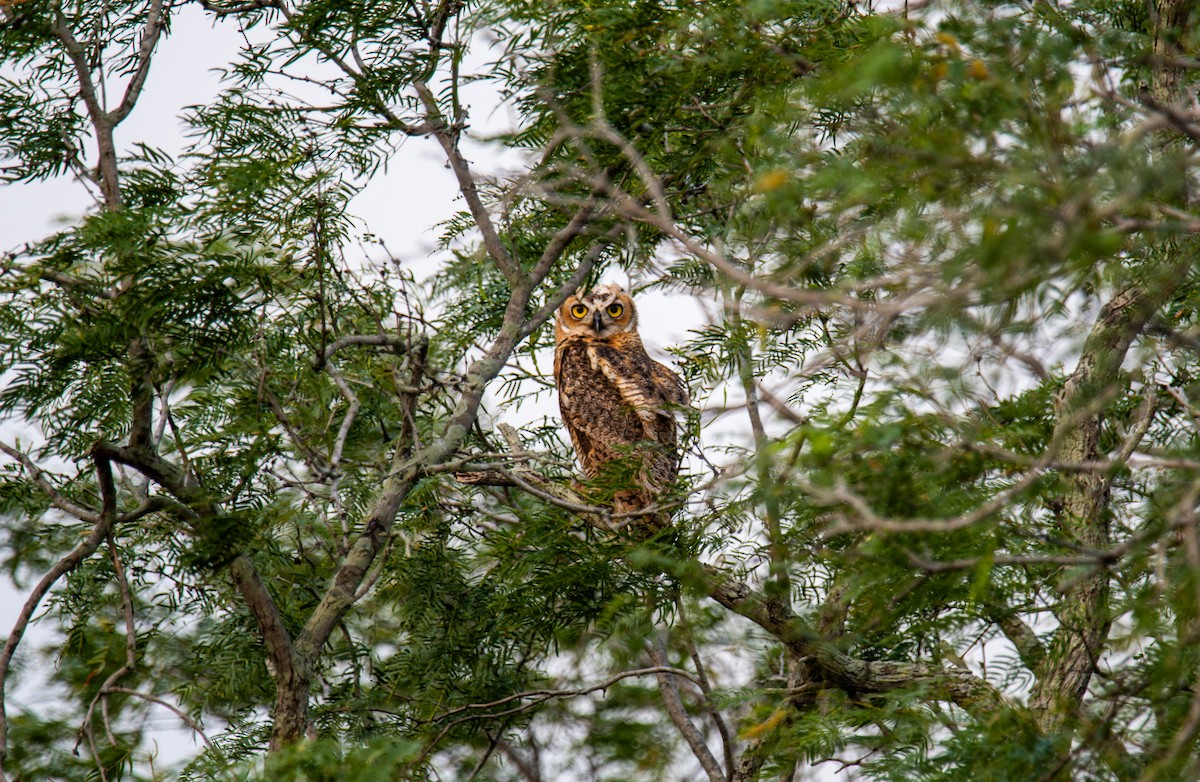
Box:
[579, 285, 635, 337]
[556, 285, 635, 340]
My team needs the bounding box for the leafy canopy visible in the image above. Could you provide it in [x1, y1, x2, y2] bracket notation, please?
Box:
[0, 0, 1199, 780]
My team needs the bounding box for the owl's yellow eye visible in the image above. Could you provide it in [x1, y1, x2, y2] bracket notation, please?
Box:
[569, 304, 588, 319]
[606, 303, 624, 318]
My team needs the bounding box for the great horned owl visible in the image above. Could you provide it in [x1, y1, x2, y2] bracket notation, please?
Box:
[553, 284, 688, 526]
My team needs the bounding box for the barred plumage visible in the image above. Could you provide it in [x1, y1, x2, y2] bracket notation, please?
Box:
[553, 284, 687, 527]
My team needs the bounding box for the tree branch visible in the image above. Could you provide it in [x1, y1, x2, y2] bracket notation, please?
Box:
[0, 442, 100, 523]
[192, 0, 280, 17]
[50, 6, 122, 208]
[677, 598, 736, 781]
[413, 80, 520, 284]
[431, 665, 701, 725]
[0, 451, 124, 772]
[77, 535, 138, 778]
[289, 229, 603, 734]
[519, 228, 618, 339]
[1031, 263, 1192, 734]
[109, 0, 167, 125]
[98, 686, 218, 755]
[528, 204, 594, 284]
[988, 605, 1046, 678]
[311, 333, 424, 371]
[89, 442, 305, 750]
[648, 637, 725, 782]
[703, 568, 1009, 715]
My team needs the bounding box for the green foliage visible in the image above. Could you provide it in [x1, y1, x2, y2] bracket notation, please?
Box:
[2, 0, 1200, 780]
[260, 737, 423, 782]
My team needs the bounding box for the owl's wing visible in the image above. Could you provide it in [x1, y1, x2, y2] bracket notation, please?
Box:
[598, 348, 686, 491]
[557, 340, 684, 491]
[590, 344, 685, 442]
[651, 360, 689, 408]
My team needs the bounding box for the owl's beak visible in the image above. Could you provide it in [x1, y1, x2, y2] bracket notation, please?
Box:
[592, 311, 604, 333]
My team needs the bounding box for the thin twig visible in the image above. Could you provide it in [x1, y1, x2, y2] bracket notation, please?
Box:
[76, 534, 139, 773]
[98, 687, 217, 751]
[676, 598, 735, 781]
[0, 442, 100, 522]
[0, 511, 118, 772]
[322, 359, 361, 547]
[432, 666, 701, 724]
[192, 0, 281, 16]
[649, 635, 725, 782]
[311, 333, 421, 371]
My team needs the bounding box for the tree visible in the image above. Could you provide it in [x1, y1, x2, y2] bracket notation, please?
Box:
[1, 0, 1199, 779]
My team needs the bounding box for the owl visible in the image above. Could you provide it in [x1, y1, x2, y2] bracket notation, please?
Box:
[554, 284, 688, 527]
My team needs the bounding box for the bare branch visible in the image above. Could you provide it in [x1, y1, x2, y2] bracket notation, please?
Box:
[549, 120, 916, 310]
[322, 358, 361, 546]
[904, 550, 1116, 572]
[49, 8, 105, 128]
[109, 0, 167, 125]
[676, 600, 735, 782]
[519, 225, 620, 339]
[731, 737, 770, 782]
[0, 442, 100, 522]
[128, 337, 155, 449]
[648, 636, 725, 782]
[816, 462, 1050, 537]
[99, 687, 218, 753]
[754, 382, 808, 426]
[290, 206, 622, 673]
[414, 80, 520, 284]
[77, 534, 138, 773]
[89, 442, 305, 750]
[0, 466, 120, 769]
[703, 568, 1009, 716]
[432, 666, 701, 725]
[528, 204, 595, 283]
[192, 0, 280, 16]
[990, 607, 1046, 678]
[50, 7, 122, 208]
[268, 1, 437, 135]
[412, 668, 703, 782]
[497, 738, 541, 782]
[35, 269, 119, 298]
[311, 333, 423, 371]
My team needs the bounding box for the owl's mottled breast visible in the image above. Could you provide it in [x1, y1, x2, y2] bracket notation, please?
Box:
[555, 337, 645, 477]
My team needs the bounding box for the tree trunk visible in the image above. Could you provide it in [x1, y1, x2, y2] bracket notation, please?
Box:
[1028, 0, 1196, 737]
[269, 666, 313, 750]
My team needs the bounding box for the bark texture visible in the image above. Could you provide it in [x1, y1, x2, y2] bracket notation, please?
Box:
[1029, 0, 1196, 737]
